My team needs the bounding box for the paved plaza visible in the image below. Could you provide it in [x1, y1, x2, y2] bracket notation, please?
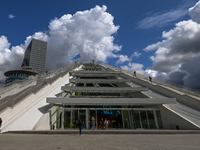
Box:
[0, 133, 200, 150]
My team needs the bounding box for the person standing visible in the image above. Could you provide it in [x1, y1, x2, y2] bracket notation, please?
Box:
[0, 118, 2, 133]
[78, 119, 83, 136]
[149, 76, 152, 82]
[91, 116, 95, 130]
[104, 118, 108, 130]
[100, 118, 104, 130]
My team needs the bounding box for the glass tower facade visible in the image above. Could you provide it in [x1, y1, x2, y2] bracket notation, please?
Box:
[21, 38, 47, 75]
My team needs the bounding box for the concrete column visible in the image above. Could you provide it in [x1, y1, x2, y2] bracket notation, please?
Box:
[139, 110, 142, 128]
[70, 110, 72, 128]
[131, 109, 135, 129]
[95, 109, 97, 130]
[128, 110, 131, 129]
[146, 110, 150, 129]
[61, 108, 64, 130]
[49, 110, 52, 130]
[153, 110, 159, 129]
[128, 110, 134, 129]
[86, 108, 90, 129]
[121, 110, 124, 129]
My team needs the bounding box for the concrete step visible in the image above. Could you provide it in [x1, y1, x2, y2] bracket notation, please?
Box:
[3, 129, 200, 134]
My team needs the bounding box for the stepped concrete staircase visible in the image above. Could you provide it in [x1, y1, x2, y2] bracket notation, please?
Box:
[0, 63, 81, 132]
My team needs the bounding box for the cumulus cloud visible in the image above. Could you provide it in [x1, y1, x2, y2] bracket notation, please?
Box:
[0, 5, 121, 83]
[46, 5, 121, 70]
[0, 36, 24, 83]
[189, 0, 200, 23]
[145, 69, 158, 78]
[8, 14, 15, 19]
[144, 0, 200, 89]
[116, 55, 130, 64]
[145, 69, 168, 81]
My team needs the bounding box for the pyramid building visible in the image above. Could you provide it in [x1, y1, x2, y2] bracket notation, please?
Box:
[0, 62, 200, 132]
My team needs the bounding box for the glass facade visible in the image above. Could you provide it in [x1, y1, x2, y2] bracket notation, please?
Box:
[55, 107, 162, 130]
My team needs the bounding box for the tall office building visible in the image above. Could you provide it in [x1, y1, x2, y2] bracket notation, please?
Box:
[21, 38, 47, 75]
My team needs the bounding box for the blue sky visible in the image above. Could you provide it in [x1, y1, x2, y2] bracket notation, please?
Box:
[1, 0, 200, 89]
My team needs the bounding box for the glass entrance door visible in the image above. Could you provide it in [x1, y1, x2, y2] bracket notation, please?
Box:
[59, 108, 160, 130]
[109, 110, 123, 128]
[64, 109, 86, 129]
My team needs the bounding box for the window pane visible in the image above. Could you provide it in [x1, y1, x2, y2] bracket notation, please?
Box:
[133, 110, 141, 129]
[156, 111, 163, 129]
[140, 110, 148, 129]
[147, 110, 156, 129]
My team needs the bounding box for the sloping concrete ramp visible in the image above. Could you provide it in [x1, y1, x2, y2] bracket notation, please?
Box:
[164, 103, 200, 128]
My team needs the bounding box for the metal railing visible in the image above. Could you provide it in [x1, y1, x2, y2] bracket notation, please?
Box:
[0, 76, 38, 97]
[100, 63, 200, 98]
[0, 62, 82, 113]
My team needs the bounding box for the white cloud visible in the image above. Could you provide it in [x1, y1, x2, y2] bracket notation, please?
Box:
[144, 20, 200, 73]
[132, 52, 141, 57]
[120, 63, 168, 81]
[8, 14, 15, 19]
[0, 5, 122, 83]
[145, 69, 169, 81]
[189, 0, 200, 23]
[46, 5, 121, 70]
[0, 36, 25, 83]
[121, 62, 145, 75]
[116, 52, 141, 65]
[143, 1, 200, 89]
[137, 8, 187, 29]
[145, 69, 158, 78]
[116, 55, 130, 64]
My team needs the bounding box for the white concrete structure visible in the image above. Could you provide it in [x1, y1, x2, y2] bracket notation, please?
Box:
[0, 63, 81, 132]
[0, 62, 200, 132]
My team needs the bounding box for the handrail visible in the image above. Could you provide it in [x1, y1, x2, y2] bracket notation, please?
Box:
[0, 62, 82, 113]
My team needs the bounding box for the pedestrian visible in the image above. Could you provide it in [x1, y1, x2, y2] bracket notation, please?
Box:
[133, 71, 136, 77]
[78, 119, 83, 136]
[104, 118, 108, 130]
[100, 118, 104, 130]
[91, 116, 95, 130]
[149, 76, 152, 82]
[0, 118, 2, 133]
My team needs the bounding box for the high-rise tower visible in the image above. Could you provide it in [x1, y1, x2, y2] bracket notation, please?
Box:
[21, 38, 47, 75]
